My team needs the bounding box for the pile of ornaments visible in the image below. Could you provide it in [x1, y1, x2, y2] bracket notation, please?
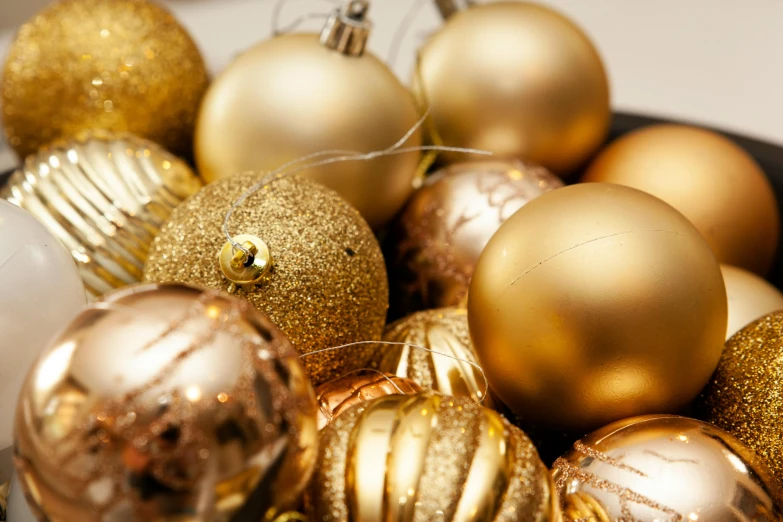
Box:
[1, 0, 782, 520]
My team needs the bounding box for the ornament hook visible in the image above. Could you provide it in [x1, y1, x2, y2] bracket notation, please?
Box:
[434, 0, 474, 20]
[320, 0, 372, 56]
[219, 234, 272, 291]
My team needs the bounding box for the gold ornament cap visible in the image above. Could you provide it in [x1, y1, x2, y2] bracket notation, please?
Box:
[219, 234, 272, 287]
[320, 0, 371, 56]
[434, 0, 475, 19]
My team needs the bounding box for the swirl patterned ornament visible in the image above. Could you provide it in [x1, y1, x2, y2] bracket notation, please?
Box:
[13, 284, 318, 522]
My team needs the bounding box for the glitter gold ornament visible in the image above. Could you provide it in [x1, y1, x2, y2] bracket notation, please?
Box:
[414, 1, 610, 174]
[143, 174, 389, 384]
[309, 392, 559, 522]
[695, 312, 783, 491]
[583, 124, 780, 275]
[552, 415, 783, 521]
[469, 183, 727, 432]
[2, 131, 203, 298]
[314, 372, 422, 430]
[195, 1, 422, 228]
[2, 0, 208, 159]
[13, 283, 318, 522]
[722, 264, 783, 339]
[391, 160, 562, 313]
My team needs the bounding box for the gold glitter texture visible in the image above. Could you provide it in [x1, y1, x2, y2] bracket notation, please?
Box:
[309, 392, 558, 522]
[2, 0, 208, 158]
[143, 174, 389, 385]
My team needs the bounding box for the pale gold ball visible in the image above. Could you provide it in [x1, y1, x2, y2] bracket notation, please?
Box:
[2, 0, 208, 159]
[722, 264, 783, 339]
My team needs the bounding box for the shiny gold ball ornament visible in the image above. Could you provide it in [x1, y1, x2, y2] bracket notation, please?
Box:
[309, 392, 559, 522]
[415, 1, 610, 174]
[583, 124, 780, 275]
[722, 264, 783, 339]
[195, 2, 422, 228]
[552, 415, 783, 521]
[695, 312, 783, 491]
[13, 283, 318, 522]
[1, 0, 208, 159]
[469, 183, 727, 432]
[2, 131, 203, 297]
[143, 173, 389, 384]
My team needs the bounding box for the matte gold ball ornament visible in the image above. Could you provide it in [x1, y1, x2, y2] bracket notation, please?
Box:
[2, 0, 208, 159]
[13, 283, 319, 522]
[721, 264, 783, 339]
[468, 183, 727, 432]
[582, 124, 780, 275]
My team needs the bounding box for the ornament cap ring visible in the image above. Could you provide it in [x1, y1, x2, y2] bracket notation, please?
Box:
[219, 234, 272, 286]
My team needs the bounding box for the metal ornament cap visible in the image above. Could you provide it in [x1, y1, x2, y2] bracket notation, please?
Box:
[320, 0, 372, 57]
[219, 234, 272, 286]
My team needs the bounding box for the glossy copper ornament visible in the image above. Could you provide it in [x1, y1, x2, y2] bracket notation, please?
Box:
[722, 264, 783, 339]
[13, 283, 318, 522]
[552, 415, 783, 521]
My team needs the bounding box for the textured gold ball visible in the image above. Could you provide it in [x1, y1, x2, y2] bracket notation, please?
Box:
[722, 264, 783, 339]
[468, 183, 727, 431]
[143, 174, 389, 385]
[695, 312, 783, 491]
[414, 1, 610, 174]
[583, 124, 780, 275]
[309, 392, 559, 522]
[2, 130, 203, 297]
[195, 33, 422, 228]
[1, 0, 208, 159]
[13, 283, 318, 522]
[552, 415, 783, 521]
[390, 160, 562, 313]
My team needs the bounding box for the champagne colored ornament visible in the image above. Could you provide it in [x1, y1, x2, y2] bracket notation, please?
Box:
[309, 392, 559, 522]
[695, 312, 783, 491]
[314, 372, 422, 430]
[143, 174, 388, 385]
[469, 183, 727, 432]
[391, 160, 562, 312]
[553, 415, 783, 522]
[583, 124, 780, 275]
[1, 0, 208, 159]
[722, 264, 783, 339]
[414, 1, 610, 174]
[0, 200, 86, 449]
[13, 283, 318, 522]
[195, 1, 422, 228]
[2, 131, 203, 298]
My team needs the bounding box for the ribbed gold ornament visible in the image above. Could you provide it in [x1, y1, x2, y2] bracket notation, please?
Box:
[2, 131, 202, 297]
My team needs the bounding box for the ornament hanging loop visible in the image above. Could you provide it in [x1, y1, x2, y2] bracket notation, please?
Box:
[219, 234, 272, 290]
[321, 0, 372, 56]
[434, 0, 474, 20]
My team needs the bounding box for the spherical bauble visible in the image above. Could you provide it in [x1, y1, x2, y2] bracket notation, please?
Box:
[468, 183, 727, 431]
[414, 1, 610, 174]
[582, 124, 780, 274]
[391, 160, 562, 312]
[2, 131, 203, 297]
[552, 415, 783, 521]
[722, 264, 783, 339]
[0, 200, 86, 448]
[309, 392, 559, 522]
[195, 33, 422, 228]
[1, 0, 208, 159]
[143, 174, 389, 384]
[695, 312, 783, 491]
[13, 283, 318, 522]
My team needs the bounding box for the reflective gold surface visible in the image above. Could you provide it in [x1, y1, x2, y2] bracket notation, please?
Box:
[13, 283, 318, 521]
[583, 124, 780, 275]
[414, 1, 610, 174]
[391, 160, 562, 312]
[309, 392, 558, 522]
[468, 183, 727, 431]
[2, 131, 203, 298]
[552, 415, 783, 522]
[722, 264, 783, 339]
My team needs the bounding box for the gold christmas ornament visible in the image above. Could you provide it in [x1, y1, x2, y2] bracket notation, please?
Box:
[195, 1, 422, 228]
[552, 415, 783, 521]
[695, 312, 783, 491]
[309, 392, 559, 522]
[391, 160, 562, 312]
[722, 264, 783, 339]
[13, 283, 318, 522]
[414, 1, 610, 174]
[2, 0, 208, 159]
[468, 183, 727, 432]
[143, 174, 389, 385]
[583, 124, 780, 275]
[314, 372, 422, 430]
[2, 131, 203, 298]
